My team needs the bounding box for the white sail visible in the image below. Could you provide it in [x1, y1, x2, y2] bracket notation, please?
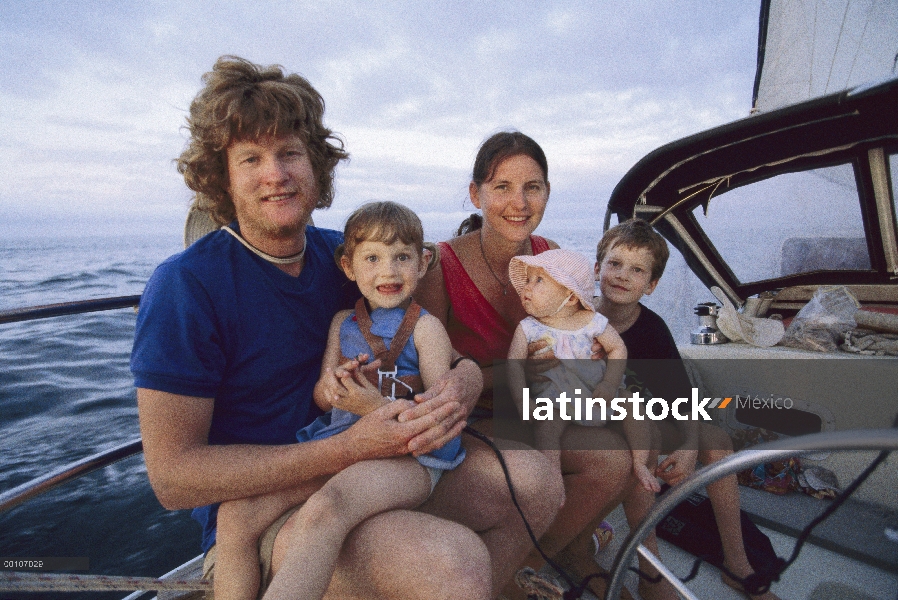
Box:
[752, 0, 898, 112]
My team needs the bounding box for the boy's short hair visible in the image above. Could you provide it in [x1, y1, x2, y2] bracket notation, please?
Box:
[596, 219, 669, 282]
[340, 201, 425, 261]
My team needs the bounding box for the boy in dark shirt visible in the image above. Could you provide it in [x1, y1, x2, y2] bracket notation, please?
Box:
[593, 219, 779, 600]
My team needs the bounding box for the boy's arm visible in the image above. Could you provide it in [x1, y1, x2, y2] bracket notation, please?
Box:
[655, 424, 699, 485]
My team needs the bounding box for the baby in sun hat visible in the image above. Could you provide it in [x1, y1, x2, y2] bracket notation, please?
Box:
[506, 249, 660, 493]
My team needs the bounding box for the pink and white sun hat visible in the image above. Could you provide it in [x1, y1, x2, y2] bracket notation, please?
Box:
[508, 249, 596, 312]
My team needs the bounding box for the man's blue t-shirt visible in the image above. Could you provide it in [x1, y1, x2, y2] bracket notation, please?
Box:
[131, 224, 358, 550]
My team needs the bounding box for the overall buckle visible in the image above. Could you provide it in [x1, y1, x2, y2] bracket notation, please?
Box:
[377, 366, 414, 401]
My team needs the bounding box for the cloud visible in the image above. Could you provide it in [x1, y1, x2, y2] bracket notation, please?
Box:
[0, 0, 761, 231]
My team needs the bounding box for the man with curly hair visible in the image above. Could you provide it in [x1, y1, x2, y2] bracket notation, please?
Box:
[131, 56, 561, 599]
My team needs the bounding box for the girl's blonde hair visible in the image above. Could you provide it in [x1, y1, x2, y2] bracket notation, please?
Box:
[337, 202, 433, 266]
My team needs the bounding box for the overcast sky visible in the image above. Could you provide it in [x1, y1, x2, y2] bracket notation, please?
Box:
[0, 1, 761, 239]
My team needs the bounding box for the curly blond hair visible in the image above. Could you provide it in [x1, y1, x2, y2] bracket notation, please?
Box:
[177, 56, 349, 225]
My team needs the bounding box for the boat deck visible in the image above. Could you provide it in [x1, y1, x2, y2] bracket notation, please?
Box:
[583, 500, 898, 600]
[580, 486, 898, 600]
[740, 486, 898, 575]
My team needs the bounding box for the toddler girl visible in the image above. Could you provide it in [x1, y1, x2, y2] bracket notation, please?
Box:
[506, 249, 658, 493]
[214, 201, 465, 600]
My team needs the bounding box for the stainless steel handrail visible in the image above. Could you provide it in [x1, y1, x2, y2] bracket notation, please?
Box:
[605, 428, 898, 600]
[0, 295, 141, 325]
[1, 296, 146, 512]
[0, 438, 143, 514]
[0, 294, 157, 599]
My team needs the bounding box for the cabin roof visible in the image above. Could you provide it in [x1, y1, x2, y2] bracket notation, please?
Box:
[607, 76, 898, 304]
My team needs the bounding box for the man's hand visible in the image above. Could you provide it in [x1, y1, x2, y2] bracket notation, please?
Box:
[398, 358, 482, 456]
[401, 378, 467, 456]
[654, 448, 699, 486]
[343, 400, 433, 461]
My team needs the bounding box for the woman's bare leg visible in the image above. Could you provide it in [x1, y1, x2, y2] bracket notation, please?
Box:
[499, 426, 633, 599]
[420, 420, 565, 598]
[543, 426, 634, 557]
[263, 457, 432, 600]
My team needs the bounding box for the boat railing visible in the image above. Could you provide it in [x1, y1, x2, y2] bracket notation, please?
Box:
[605, 427, 898, 600]
[0, 295, 208, 598]
[0, 438, 143, 514]
[0, 294, 141, 325]
[1, 295, 145, 513]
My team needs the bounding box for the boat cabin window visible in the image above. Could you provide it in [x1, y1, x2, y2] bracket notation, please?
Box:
[691, 163, 870, 284]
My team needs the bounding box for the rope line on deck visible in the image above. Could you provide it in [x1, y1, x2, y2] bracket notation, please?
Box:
[0, 571, 211, 592]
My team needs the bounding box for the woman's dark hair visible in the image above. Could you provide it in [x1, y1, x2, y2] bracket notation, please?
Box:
[457, 131, 548, 236]
[472, 131, 548, 186]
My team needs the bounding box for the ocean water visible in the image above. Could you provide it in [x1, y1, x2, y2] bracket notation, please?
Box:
[0, 230, 193, 600]
[0, 219, 704, 600]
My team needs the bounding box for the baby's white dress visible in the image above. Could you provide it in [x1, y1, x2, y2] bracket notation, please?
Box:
[520, 312, 614, 426]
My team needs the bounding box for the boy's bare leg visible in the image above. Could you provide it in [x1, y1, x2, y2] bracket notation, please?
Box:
[420, 421, 565, 598]
[620, 425, 678, 600]
[658, 421, 780, 600]
[263, 457, 432, 600]
[621, 480, 676, 600]
[215, 485, 319, 600]
[697, 425, 780, 599]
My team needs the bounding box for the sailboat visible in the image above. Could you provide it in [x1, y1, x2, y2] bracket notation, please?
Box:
[2, 1, 897, 598]
[595, 1, 898, 597]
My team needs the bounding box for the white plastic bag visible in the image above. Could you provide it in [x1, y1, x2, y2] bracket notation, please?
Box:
[780, 286, 859, 352]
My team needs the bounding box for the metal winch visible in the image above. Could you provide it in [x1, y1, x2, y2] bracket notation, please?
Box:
[691, 302, 728, 345]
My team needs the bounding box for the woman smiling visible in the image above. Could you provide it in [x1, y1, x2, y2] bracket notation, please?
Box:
[417, 131, 635, 599]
